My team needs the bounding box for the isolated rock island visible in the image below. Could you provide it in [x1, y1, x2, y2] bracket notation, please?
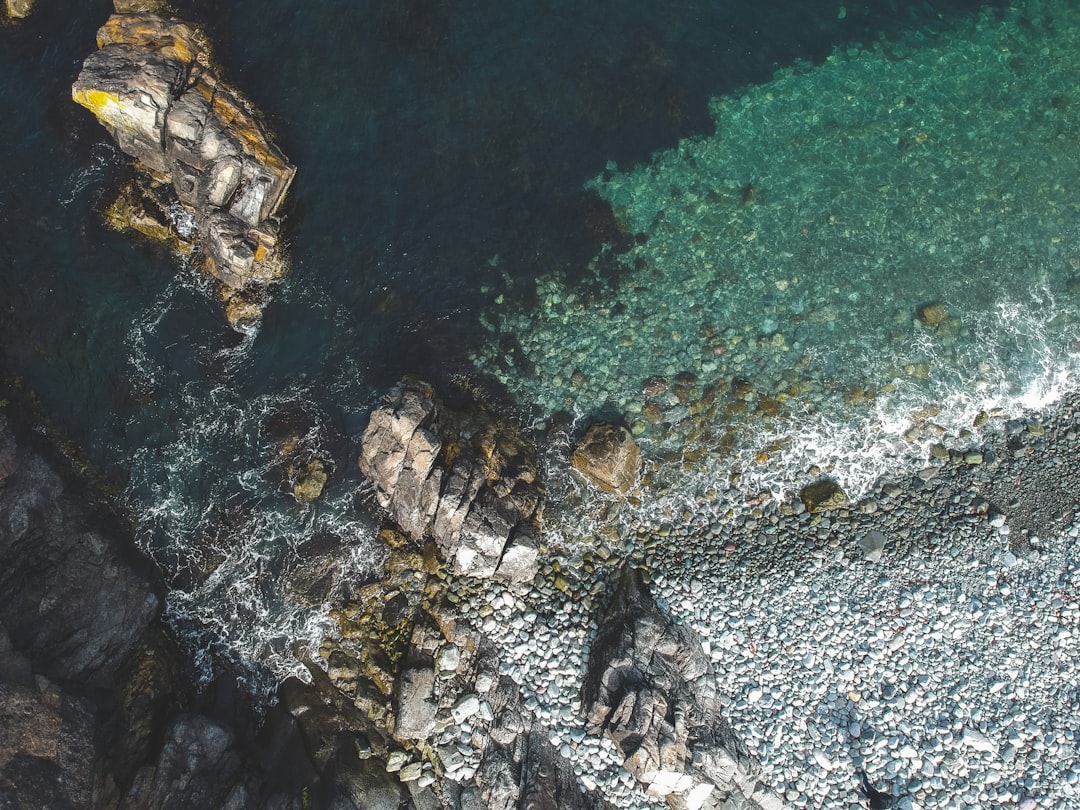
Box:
[72, 4, 295, 328]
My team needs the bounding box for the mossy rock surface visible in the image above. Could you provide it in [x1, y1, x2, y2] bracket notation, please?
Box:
[799, 479, 847, 513]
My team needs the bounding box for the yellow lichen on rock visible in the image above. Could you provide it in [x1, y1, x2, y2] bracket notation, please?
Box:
[72, 88, 127, 128]
[4, 0, 34, 20]
[96, 13, 207, 66]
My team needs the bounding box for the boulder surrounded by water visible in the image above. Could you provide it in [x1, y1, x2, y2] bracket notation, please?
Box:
[571, 422, 642, 495]
[358, 377, 543, 583]
[71, 8, 295, 327]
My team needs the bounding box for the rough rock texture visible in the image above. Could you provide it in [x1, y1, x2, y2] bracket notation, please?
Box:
[798, 479, 847, 513]
[571, 422, 641, 495]
[582, 568, 783, 810]
[0, 414, 158, 687]
[119, 714, 254, 810]
[3, 0, 34, 20]
[358, 378, 543, 583]
[315, 523, 609, 810]
[72, 8, 295, 327]
[0, 627, 98, 809]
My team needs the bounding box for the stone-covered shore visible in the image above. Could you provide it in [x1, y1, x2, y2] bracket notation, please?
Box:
[4, 374, 1079, 809]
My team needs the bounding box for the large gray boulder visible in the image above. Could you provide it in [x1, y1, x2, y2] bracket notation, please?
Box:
[72, 10, 295, 326]
[582, 568, 784, 810]
[358, 378, 542, 583]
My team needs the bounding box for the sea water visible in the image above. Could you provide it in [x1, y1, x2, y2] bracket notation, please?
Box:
[0, 0, 1067, 690]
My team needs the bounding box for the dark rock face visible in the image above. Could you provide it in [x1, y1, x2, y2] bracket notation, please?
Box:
[571, 422, 642, 495]
[582, 568, 783, 810]
[120, 714, 254, 810]
[358, 378, 542, 583]
[0, 415, 158, 687]
[0, 627, 98, 810]
[71, 9, 295, 326]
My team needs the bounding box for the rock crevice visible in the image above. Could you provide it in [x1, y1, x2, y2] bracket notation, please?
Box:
[358, 377, 543, 583]
[72, 7, 295, 326]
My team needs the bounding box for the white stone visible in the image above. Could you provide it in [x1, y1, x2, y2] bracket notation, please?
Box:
[962, 727, 998, 754]
[398, 762, 422, 782]
[452, 694, 481, 724]
[385, 750, 407, 772]
[436, 644, 460, 672]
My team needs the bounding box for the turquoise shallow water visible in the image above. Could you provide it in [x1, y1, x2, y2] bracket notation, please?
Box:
[0, 0, 1061, 687]
[476, 1, 1080, 520]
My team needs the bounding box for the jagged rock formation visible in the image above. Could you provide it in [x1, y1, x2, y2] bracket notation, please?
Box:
[582, 567, 784, 810]
[570, 422, 642, 495]
[71, 6, 295, 328]
[358, 377, 543, 583]
[0, 412, 324, 807]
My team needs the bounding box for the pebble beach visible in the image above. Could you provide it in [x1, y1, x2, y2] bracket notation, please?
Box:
[450, 390, 1080, 809]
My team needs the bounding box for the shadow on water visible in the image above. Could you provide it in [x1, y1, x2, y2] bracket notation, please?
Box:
[1, 0, 1014, 439]
[166, 0, 1014, 399]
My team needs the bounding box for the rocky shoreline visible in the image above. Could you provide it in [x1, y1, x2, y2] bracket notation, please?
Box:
[4, 368, 1079, 808]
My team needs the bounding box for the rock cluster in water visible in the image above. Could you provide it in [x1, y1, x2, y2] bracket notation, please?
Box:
[358, 377, 543, 584]
[71, 4, 295, 328]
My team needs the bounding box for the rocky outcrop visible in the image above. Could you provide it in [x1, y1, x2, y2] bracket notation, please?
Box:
[358, 377, 543, 583]
[0, 627, 98, 809]
[571, 422, 641, 495]
[119, 714, 256, 810]
[3, 0, 34, 20]
[582, 567, 783, 810]
[0, 414, 158, 687]
[72, 7, 295, 328]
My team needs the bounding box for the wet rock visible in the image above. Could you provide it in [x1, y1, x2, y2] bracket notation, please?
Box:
[283, 533, 352, 607]
[0, 415, 158, 686]
[358, 377, 542, 582]
[582, 567, 782, 810]
[799, 478, 848, 513]
[0, 664, 97, 809]
[108, 629, 182, 789]
[570, 422, 642, 495]
[72, 9, 295, 327]
[915, 302, 948, 326]
[3, 0, 34, 21]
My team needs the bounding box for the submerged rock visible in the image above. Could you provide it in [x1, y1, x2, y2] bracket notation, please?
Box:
[570, 422, 641, 495]
[358, 377, 542, 583]
[72, 7, 295, 328]
[582, 567, 783, 810]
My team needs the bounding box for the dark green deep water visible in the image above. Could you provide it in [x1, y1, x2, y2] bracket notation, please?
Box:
[0, 0, 1062, 686]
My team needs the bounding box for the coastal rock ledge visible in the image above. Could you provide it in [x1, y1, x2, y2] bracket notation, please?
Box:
[583, 567, 784, 810]
[358, 377, 542, 583]
[72, 6, 295, 326]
